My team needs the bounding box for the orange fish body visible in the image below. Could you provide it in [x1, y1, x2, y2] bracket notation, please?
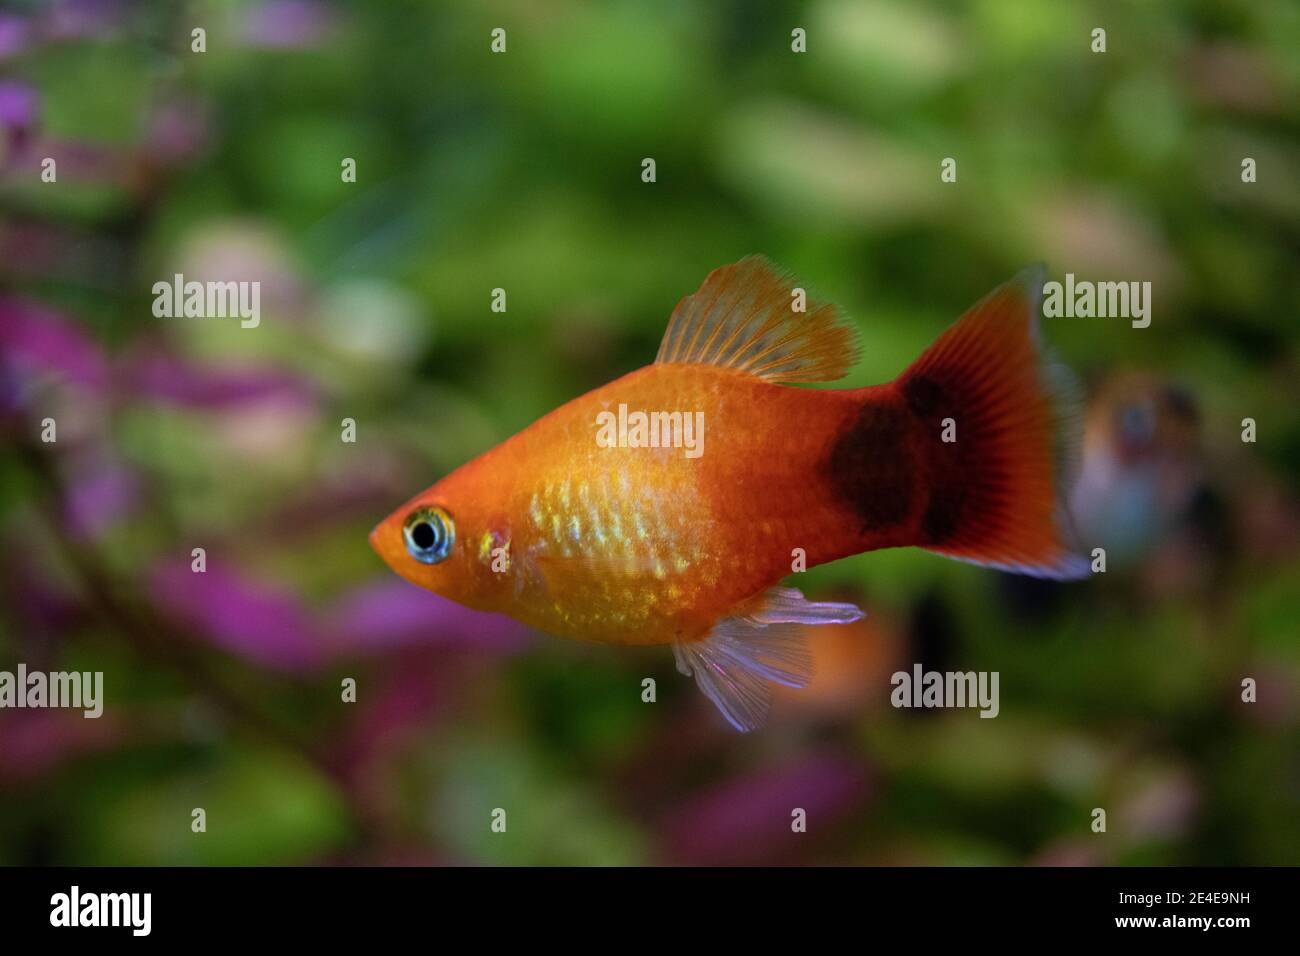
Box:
[379, 364, 872, 645]
[371, 258, 1085, 729]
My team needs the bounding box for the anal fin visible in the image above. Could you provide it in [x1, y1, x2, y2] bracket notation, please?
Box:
[673, 586, 864, 732]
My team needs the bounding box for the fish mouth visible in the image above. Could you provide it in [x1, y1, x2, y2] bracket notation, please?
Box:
[368, 521, 388, 561]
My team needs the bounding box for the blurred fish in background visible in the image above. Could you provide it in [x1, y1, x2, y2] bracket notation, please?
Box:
[1072, 372, 1205, 571]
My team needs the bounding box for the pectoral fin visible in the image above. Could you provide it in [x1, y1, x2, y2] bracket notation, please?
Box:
[673, 586, 864, 732]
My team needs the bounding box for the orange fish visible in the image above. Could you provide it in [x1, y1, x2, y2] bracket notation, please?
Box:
[371, 258, 1086, 730]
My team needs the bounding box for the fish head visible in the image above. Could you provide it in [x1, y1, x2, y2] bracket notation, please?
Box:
[1087, 372, 1200, 465]
[369, 464, 505, 611]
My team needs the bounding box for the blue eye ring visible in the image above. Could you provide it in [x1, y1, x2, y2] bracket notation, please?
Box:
[403, 506, 455, 565]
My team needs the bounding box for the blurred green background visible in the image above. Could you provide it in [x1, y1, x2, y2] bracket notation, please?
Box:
[1, 0, 1297, 865]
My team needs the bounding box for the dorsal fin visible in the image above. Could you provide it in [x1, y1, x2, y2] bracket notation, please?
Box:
[655, 256, 861, 384]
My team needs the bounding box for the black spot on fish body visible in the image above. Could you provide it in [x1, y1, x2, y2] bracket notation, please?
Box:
[920, 483, 966, 543]
[903, 372, 969, 546]
[902, 374, 947, 419]
[825, 400, 917, 533]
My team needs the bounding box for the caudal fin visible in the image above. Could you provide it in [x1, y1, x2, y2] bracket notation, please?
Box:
[895, 266, 1088, 579]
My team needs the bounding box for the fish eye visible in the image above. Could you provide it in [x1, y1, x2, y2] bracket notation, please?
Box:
[403, 506, 454, 565]
[1117, 401, 1156, 447]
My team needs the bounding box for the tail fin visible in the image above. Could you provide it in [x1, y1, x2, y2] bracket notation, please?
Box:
[895, 266, 1088, 579]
